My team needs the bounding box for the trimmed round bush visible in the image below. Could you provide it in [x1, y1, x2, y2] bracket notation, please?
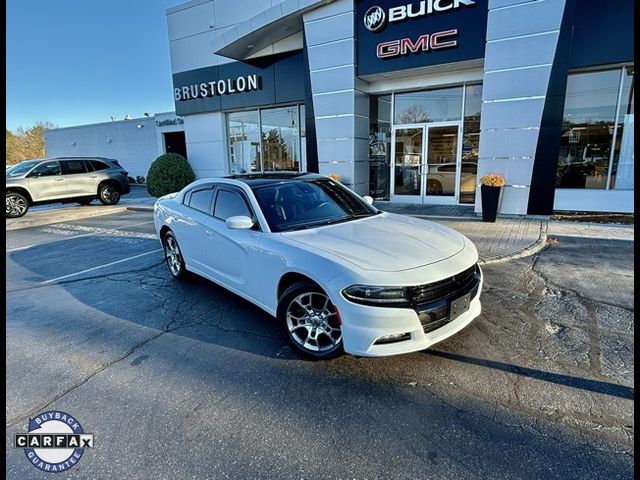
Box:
[146, 153, 195, 197]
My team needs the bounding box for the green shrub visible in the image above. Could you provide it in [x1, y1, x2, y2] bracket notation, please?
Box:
[146, 153, 195, 197]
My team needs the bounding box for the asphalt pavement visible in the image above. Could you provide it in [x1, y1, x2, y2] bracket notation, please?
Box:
[5, 208, 634, 479]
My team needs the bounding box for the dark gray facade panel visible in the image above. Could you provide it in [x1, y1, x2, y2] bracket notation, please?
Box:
[569, 0, 634, 68]
[173, 51, 305, 116]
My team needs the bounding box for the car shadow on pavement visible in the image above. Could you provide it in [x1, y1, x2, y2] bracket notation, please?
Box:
[426, 351, 634, 400]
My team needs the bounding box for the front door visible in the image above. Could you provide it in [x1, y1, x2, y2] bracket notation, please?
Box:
[391, 123, 463, 204]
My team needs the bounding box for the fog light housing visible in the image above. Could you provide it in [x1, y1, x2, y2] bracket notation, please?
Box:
[374, 332, 411, 345]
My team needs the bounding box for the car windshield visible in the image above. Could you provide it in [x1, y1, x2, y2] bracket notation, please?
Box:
[6, 160, 40, 177]
[252, 179, 378, 232]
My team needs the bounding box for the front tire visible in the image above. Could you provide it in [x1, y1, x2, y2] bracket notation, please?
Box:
[6, 192, 29, 218]
[98, 184, 121, 205]
[277, 281, 343, 360]
[163, 231, 188, 280]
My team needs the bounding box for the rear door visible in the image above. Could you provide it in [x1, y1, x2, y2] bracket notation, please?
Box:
[60, 159, 96, 196]
[26, 161, 67, 201]
[174, 184, 216, 272]
[205, 186, 262, 297]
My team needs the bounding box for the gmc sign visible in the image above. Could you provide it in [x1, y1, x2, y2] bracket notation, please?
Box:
[377, 30, 458, 58]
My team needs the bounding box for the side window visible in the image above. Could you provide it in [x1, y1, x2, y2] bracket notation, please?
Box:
[29, 161, 61, 177]
[89, 160, 109, 171]
[462, 163, 477, 174]
[188, 188, 214, 214]
[214, 190, 252, 220]
[62, 160, 87, 175]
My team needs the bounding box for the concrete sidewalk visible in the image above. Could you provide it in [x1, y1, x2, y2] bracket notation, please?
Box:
[375, 203, 547, 264]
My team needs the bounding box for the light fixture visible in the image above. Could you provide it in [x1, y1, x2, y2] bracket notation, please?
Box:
[107, 138, 112, 143]
[137, 124, 144, 129]
[247, 44, 254, 49]
[71, 141, 76, 146]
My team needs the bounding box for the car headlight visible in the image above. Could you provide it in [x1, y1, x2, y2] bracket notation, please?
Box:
[342, 285, 410, 307]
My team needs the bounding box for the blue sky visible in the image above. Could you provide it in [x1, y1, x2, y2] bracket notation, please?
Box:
[7, 0, 183, 131]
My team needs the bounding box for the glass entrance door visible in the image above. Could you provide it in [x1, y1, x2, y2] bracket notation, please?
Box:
[393, 127, 423, 201]
[392, 123, 462, 204]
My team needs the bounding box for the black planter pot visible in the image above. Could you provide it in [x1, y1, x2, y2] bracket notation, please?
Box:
[481, 185, 502, 222]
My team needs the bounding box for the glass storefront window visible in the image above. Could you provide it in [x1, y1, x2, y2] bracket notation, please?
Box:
[460, 84, 482, 204]
[394, 86, 463, 124]
[556, 67, 634, 190]
[261, 106, 300, 172]
[610, 65, 634, 190]
[228, 110, 261, 174]
[227, 105, 304, 174]
[369, 95, 392, 200]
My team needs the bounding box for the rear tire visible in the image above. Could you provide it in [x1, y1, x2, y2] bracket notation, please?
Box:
[98, 184, 121, 205]
[162, 231, 189, 280]
[6, 192, 29, 218]
[277, 281, 343, 360]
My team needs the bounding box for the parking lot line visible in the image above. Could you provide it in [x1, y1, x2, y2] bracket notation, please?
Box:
[6, 220, 155, 253]
[41, 248, 163, 284]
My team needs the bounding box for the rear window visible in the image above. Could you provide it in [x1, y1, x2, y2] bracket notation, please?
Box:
[188, 188, 214, 214]
[89, 160, 110, 171]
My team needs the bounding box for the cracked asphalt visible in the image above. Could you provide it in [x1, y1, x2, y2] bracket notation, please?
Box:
[5, 209, 634, 479]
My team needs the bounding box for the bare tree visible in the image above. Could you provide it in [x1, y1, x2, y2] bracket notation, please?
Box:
[6, 121, 57, 165]
[396, 104, 429, 124]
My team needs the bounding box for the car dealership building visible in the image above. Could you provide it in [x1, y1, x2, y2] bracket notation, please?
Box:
[48, 0, 635, 214]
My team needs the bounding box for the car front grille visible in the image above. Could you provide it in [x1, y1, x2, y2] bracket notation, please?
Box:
[407, 264, 478, 306]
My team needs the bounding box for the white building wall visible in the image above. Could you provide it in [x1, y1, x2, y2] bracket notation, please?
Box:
[166, 0, 286, 73]
[303, 0, 369, 194]
[44, 117, 160, 179]
[182, 112, 228, 178]
[475, 0, 566, 215]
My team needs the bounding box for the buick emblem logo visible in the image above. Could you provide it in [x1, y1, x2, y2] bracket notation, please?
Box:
[364, 6, 386, 32]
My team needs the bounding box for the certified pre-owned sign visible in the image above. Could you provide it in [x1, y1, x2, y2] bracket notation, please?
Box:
[363, 0, 476, 32]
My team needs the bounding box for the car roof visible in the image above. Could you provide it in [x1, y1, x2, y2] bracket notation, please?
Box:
[224, 172, 325, 187]
[50, 156, 118, 162]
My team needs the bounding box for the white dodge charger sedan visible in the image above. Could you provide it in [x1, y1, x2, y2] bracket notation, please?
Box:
[154, 173, 482, 359]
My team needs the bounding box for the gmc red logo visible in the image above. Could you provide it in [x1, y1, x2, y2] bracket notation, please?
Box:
[376, 29, 458, 58]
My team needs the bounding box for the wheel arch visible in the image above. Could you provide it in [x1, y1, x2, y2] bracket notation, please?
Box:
[277, 272, 323, 302]
[159, 225, 172, 241]
[98, 179, 122, 192]
[6, 187, 33, 205]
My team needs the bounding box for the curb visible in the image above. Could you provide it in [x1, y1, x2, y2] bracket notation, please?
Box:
[478, 221, 549, 265]
[126, 205, 154, 212]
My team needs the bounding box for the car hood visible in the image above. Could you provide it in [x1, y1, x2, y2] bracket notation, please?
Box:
[283, 213, 465, 272]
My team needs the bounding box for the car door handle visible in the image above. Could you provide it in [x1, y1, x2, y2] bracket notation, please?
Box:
[205, 230, 214, 238]
[90, 175, 98, 178]
[54, 178, 64, 181]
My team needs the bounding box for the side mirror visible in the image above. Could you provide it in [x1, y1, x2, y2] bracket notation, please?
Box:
[362, 195, 374, 205]
[226, 216, 254, 230]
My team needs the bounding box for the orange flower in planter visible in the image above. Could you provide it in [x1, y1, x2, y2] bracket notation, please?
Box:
[480, 174, 506, 187]
[328, 174, 342, 183]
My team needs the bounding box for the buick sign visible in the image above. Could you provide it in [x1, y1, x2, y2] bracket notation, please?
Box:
[364, 6, 386, 32]
[365, 0, 476, 33]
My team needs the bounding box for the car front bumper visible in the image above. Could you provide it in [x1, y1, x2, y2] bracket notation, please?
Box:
[332, 266, 483, 357]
